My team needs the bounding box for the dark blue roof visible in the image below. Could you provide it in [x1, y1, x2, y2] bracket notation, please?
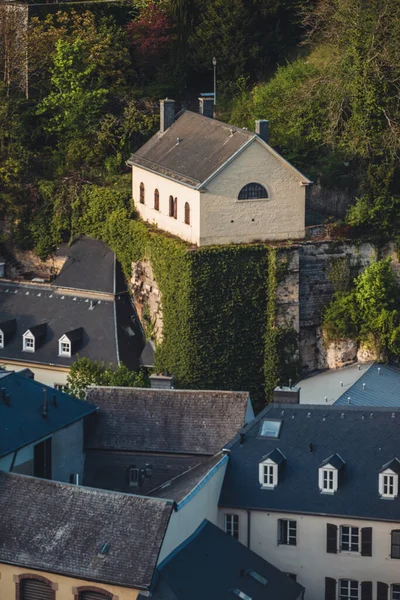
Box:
[334, 363, 400, 407]
[151, 520, 303, 600]
[220, 404, 400, 522]
[0, 371, 96, 457]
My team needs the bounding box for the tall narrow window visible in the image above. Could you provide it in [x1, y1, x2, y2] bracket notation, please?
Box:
[154, 189, 159, 211]
[263, 464, 275, 486]
[140, 182, 145, 204]
[20, 577, 54, 600]
[173, 197, 177, 219]
[391, 531, 400, 559]
[392, 584, 400, 600]
[169, 195, 174, 216]
[0, 331, 3, 348]
[340, 526, 359, 552]
[278, 519, 297, 546]
[184, 202, 190, 225]
[339, 579, 359, 600]
[225, 514, 239, 539]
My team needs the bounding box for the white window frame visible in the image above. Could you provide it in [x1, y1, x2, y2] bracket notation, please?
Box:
[22, 332, 35, 352]
[340, 525, 359, 553]
[278, 519, 297, 546]
[0, 330, 4, 349]
[379, 469, 398, 499]
[224, 514, 239, 540]
[339, 579, 359, 600]
[319, 465, 338, 493]
[392, 583, 400, 600]
[259, 459, 278, 489]
[58, 335, 71, 357]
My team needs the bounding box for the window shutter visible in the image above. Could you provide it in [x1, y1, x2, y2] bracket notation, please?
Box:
[326, 523, 338, 553]
[361, 582, 373, 600]
[377, 582, 388, 600]
[325, 577, 336, 600]
[21, 579, 53, 600]
[361, 527, 372, 556]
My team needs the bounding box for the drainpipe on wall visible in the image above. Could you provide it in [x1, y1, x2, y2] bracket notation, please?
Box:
[247, 509, 251, 548]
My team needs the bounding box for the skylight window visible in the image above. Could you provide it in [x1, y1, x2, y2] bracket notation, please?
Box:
[259, 420, 282, 438]
[233, 590, 252, 600]
[247, 570, 268, 586]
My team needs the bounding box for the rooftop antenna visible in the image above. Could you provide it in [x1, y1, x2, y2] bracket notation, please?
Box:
[347, 397, 351, 404]
[212, 56, 217, 105]
[378, 367, 381, 376]
[358, 364, 361, 370]
[288, 379, 292, 389]
[324, 396, 328, 403]
[362, 383, 366, 391]
[340, 381, 343, 387]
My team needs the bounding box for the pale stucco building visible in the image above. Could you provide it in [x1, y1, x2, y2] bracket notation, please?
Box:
[128, 99, 311, 246]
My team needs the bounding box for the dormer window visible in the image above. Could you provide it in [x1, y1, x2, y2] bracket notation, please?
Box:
[319, 454, 345, 494]
[0, 319, 16, 349]
[59, 337, 71, 357]
[0, 331, 3, 349]
[379, 459, 400, 499]
[259, 448, 285, 489]
[23, 333, 35, 352]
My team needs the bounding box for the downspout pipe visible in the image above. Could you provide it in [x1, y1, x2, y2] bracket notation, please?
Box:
[247, 509, 251, 548]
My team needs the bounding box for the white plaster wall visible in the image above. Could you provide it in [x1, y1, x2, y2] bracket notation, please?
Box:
[219, 508, 400, 599]
[157, 461, 227, 563]
[200, 140, 306, 245]
[132, 166, 201, 244]
[3, 361, 69, 388]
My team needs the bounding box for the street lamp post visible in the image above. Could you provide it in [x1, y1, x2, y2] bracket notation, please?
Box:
[212, 56, 217, 105]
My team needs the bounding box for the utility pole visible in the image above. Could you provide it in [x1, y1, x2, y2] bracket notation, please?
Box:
[213, 56, 217, 105]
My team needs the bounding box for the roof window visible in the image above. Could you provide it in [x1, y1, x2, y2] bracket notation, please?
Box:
[318, 454, 345, 494]
[59, 337, 71, 357]
[58, 328, 83, 358]
[259, 448, 285, 489]
[23, 332, 35, 352]
[259, 419, 282, 438]
[247, 570, 267, 586]
[233, 590, 252, 600]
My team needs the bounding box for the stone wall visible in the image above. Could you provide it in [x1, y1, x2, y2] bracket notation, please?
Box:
[130, 259, 163, 343]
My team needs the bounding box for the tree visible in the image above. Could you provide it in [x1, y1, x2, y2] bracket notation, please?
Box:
[127, 3, 173, 69]
[66, 357, 149, 400]
[0, 4, 28, 97]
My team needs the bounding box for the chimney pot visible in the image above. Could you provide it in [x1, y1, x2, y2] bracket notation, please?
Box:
[255, 119, 269, 144]
[199, 97, 214, 119]
[160, 99, 175, 133]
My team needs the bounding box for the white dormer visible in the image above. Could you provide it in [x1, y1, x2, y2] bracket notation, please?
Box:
[319, 454, 345, 494]
[0, 330, 4, 349]
[379, 459, 400, 499]
[259, 448, 286, 489]
[58, 334, 71, 357]
[23, 331, 35, 352]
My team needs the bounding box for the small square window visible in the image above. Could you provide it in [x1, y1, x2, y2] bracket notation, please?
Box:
[23, 336, 35, 352]
[340, 526, 359, 552]
[259, 420, 282, 438]
[129, 467, 139, 487]
[278, 519, 297, 546]
[340, 579, 359, 600]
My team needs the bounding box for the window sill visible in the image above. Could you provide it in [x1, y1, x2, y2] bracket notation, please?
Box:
[260, 484, 276, 490]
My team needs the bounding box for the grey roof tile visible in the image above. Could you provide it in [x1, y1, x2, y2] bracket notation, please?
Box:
[334, 363, 400, 407]
[0, 371, 96, 457]
[220, 404, 400, 521]
[0, 472, 173, 589]
[85, 387, 250, 455]
[150, 520, 304, 600]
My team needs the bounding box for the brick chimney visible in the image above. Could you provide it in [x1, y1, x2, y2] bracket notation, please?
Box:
[199, 97, 214, 119]
[149, 374, 175, 389]
[160, 99, 175, 133]
[255, 119, 269, 144]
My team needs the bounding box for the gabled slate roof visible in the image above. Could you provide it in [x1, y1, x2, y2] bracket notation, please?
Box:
[220, 404, 400, 521]
[148, 520, 304, 600]
[0, 282, 142, 369]
[0, 371, 96, 457]
[334, 363, 400, 407]
[0, 472, 173, 590]
[320, 453, 345, 470]
[128, 110, 310, 189]
[85, 387, 250, 455]
[381, 458, 400, 475]
[55, 237, 121, 294]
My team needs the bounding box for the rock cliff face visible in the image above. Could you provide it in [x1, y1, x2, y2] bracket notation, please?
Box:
[130, 240, 400, 375]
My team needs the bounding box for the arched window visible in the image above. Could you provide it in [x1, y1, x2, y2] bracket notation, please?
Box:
[74, 586, 114, 600]
[154, 189, 159, 211]
[139, 182, 145, 204]
[169, 195, 174, 217]
[173, 197, 178, 219]
[238, 183, 268, 200]
[16, 575, 56, 600]
[184, 202, 190, 225]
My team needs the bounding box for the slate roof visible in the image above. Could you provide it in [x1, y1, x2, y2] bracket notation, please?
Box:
[128, 110, 310, 188]
[334, 363, 400, 407]
[0, 472, 173, 590]
[0, 371, 96, 457]
[147, 520, 304, 600]
[55, 237, 123, 294]
[220, 404, 400, 522]
[85, 387, 250, 455]
[0, 282, 143, 369]
[148, 453, 227, 504]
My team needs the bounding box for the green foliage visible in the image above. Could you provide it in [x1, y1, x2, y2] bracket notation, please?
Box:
[323, 258, 400, 358]
[327, 256, 351, 292]
[66, 356, 149, 400]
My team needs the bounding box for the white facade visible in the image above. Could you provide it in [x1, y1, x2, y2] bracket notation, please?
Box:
[2, 361, 69, 388]
[218, 507, 400, 599]
[132, 138, 308, 247]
